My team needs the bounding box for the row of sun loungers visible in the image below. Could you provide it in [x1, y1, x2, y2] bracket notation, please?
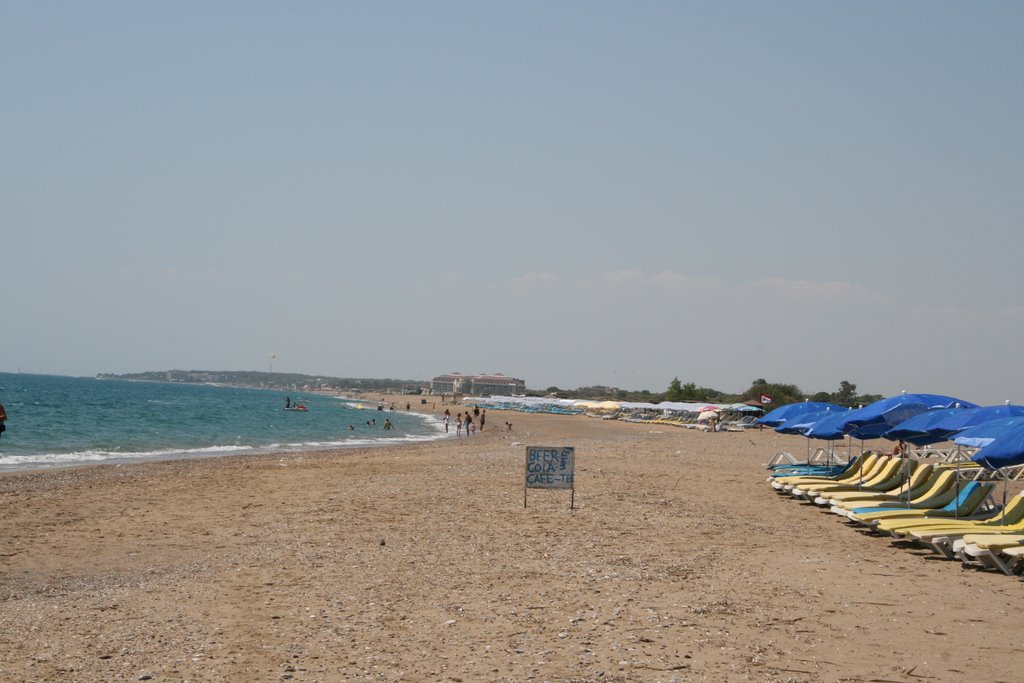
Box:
[769, 453, 1024, 577]
[616, 414, 759, 430]
[722, 415, 761, 431]
[765, 446, 850, 470]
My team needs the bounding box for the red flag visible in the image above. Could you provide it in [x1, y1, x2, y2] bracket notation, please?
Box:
[760, 394, 773, 404]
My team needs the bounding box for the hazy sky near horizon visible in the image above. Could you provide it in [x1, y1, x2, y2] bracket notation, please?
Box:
[3, 2, 1023, 403]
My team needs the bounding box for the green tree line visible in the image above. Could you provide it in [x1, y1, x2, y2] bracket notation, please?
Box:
[534, 378, 882, 407]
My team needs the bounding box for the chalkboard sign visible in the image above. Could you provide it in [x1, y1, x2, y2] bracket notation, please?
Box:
[524, 446, 575, 508]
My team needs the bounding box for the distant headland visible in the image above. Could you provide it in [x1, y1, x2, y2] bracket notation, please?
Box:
[96, 370, 427, 394]
[94, 372, 885, 408]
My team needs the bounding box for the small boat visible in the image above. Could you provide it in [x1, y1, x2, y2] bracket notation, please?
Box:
[284, 405, 309, 412]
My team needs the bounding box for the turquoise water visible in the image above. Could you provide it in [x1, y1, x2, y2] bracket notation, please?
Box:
[0, 373, 445, 472]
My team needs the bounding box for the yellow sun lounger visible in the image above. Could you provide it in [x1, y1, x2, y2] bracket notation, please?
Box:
[894, 494, 1024, 557]
[846, 482, 995, 528]
[820, 463, 935, 508]
[833, 468, 960, 518]
[837, 469, 963, 520]
[770, 453, 881, 491]
[957, 534, 1024, 575]
[793, 458, 910, 500]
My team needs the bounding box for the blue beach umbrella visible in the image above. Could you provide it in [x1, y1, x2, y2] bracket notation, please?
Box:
[803, 395, 975, 500]
[955, 417, 1024, 449]
[884, 407, 974, 446]
[802, 408, 863, 441]
[851, 394, 975, 507]
[971, 421, 1024, 470]
[926, 403, 1024, 439]
[778, 409, 860, 466]
[775, 409, 846, 465]
[773, 409, 842, 435]
[758, 401, 845, 428]
[961, 418, 1024, 521]
[841, 393, 978, 440]
[886, 407, 981, 510]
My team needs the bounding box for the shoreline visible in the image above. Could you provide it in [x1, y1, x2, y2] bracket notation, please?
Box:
[0, 389, 451, 475]
[2, 412, 1022, 681]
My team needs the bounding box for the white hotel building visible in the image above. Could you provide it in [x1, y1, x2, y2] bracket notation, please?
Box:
[430, 372, 526, 396]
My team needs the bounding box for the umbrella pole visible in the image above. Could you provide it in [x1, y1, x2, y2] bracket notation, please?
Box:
[904, 450, 912, 505]
[1001, 468, 1008, 525]
[853, 441, 867, 491]
[904, 449, 912, 508]
[859, 438, 866, 491]
[954, 454, 962, 520]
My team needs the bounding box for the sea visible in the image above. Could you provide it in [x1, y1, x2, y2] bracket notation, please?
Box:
[0, 373, 447, 472]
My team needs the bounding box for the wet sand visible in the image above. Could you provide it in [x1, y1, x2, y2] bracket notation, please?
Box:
[1, 407, 1021, 682]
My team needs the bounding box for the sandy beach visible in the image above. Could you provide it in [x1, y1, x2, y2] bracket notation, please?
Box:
[2, 404, 1022, 682]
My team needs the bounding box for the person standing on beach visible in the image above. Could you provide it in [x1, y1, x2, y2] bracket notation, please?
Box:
[479, 409, 486, 431]
[456, 413, 463, 436]
[464, 412, 474, 435]
[443, 414, 449, 433]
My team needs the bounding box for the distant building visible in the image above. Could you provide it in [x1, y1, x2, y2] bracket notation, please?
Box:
[430, 372, 469, 395]
[470, 373, 526, 396]
[430, 372, 526, 396]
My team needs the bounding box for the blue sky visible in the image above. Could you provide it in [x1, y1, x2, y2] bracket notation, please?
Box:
[2, 2, 1022, 402]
